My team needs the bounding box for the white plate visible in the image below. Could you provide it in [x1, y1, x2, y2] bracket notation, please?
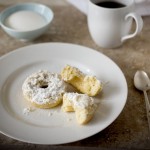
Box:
[0, 43, 127, 144]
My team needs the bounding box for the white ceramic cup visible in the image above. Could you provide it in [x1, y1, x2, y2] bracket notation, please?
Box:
[88, 0, 143, 48]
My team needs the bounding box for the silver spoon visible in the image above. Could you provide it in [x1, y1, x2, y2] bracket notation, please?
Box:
[134, 70, 150, 131]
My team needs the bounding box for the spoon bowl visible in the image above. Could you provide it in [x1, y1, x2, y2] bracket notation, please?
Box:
[134, 70, 150, 91]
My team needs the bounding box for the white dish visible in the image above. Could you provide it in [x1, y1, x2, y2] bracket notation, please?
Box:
[0, 43, 128, 144]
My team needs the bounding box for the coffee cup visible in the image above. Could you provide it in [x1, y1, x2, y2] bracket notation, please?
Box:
[87, 0, 143, 48]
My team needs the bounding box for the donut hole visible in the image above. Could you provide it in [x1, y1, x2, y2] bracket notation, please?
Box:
[39, 82, 48, 89]
[40, 85, 48, 88]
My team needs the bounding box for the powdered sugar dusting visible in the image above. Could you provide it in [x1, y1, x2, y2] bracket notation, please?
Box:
[63, 93, 97, 109]
[23, 107, 33, 115]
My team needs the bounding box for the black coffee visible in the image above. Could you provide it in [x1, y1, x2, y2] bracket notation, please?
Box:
[96, 1, 125, 8]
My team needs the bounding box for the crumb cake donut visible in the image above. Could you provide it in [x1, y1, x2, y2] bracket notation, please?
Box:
[22, 70, 66, 109]
[62, 92, 98, 124]
[61, 65, 103, 96]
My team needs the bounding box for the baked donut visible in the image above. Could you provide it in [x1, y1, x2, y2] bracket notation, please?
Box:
[61, 65, 103, 96]
[62, 92, 98, 125]
[22, 70, 66, 109]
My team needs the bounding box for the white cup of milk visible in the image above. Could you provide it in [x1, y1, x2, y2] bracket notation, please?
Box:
[88, 0, 143, 48]
[0, 3, 54, 41]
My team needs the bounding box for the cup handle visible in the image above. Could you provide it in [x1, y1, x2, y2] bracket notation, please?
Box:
[121, 12, 143, 42]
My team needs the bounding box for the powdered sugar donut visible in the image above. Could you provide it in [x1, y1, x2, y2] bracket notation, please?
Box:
[22, 70, 66, 108]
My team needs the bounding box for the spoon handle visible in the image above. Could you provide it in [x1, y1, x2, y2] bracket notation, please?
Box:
[143, 91, 150, 131]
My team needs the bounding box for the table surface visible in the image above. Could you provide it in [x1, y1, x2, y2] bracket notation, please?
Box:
[0, 0, 150, 149]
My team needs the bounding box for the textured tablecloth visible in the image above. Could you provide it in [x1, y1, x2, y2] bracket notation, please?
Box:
[0, 0, 150, 149]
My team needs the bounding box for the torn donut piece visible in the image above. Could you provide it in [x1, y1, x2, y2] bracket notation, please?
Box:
[62, 92, 98, 125]
[61, 65, 103, 96]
